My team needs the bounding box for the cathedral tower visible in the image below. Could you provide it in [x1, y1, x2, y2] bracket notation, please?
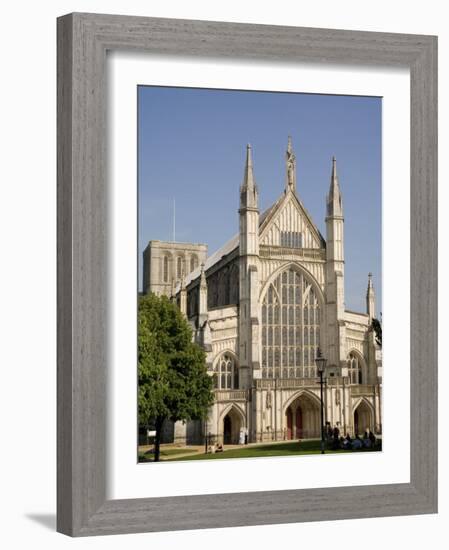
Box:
[239, 144, 260, 389]
[325, 157, 346, 368]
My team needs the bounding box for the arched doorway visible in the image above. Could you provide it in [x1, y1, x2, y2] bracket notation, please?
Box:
[296, 407, 303, 438]
[353, 400, 373, 436]
[286, 408, 293, 439]
[223, 416, 232, 444]
[222, 407, 243, 444]
[285, 392, 320, 439]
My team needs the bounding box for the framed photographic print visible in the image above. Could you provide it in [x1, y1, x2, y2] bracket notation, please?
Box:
[57, 13, 437, 536]
[136, 86, 383, 463]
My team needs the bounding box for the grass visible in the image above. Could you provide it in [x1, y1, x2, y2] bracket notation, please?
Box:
[167, 440, 382, 461]
[139, 447, 199, 462]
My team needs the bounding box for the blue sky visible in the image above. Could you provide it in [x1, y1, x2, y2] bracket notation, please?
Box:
[138, 86, 382, 314]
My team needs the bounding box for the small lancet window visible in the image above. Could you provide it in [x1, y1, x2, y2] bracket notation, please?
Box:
[163, 255, 169, 283]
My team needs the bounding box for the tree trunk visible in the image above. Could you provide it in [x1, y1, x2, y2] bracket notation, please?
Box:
[154, 416, 164, 462]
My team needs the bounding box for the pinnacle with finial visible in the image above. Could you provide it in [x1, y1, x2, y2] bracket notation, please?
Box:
[240, 143, 258, 210]
[285, 135, 296, 192]
[200, 263, 207, 287]
[242, 143, 255, 189]
[327, 155, 343, 217]
[331, 156, 338, 181]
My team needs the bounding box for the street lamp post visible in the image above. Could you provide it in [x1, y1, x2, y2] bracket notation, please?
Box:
[315, 347, 327, 454]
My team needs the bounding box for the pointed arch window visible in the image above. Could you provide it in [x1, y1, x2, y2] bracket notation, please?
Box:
[261, 267, 321, 379]
[190, 255, 198, 273]
[176, 256, 183, 279]
[163, 255, 169, 283]
[214, 353, 238, 389]
[347, 351, 362, 384]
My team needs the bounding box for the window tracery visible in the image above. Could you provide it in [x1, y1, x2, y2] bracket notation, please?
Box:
[214, 353, 238, 389]
[280, 230, 302, 248]
[261, 267, 321, 379]
[347, 351, 362, 384]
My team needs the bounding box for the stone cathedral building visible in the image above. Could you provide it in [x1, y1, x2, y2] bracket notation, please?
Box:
[143, 138, 382, 445]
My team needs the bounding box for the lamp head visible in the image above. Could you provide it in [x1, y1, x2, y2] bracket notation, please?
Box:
[315, 347, 327, 373]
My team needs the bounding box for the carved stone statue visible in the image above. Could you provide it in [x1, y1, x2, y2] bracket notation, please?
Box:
[287, 152, 295, 186]
[266, 390, 272, 409]
[286, 138, 296, 189]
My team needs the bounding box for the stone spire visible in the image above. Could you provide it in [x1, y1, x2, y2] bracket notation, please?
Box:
[238, 144, 261, 390]
[239, 144, 258, 210]
[198, 263, 208, 325]
[325, 155, 345, 368]
[327, 156, 343, 217]
[285, 136, 296, 193]
[366, 272, 376, 321]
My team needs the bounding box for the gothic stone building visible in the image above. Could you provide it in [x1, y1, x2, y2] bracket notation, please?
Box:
[143, 138, 382, 445]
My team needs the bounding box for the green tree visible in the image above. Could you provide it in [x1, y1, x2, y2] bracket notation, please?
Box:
[138, 293, 214, 461]
[371, 317, 382, 347]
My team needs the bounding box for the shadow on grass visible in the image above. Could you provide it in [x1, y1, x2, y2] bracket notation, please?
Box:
[139, 447, 199, 462]
[163, 440, 382, 462]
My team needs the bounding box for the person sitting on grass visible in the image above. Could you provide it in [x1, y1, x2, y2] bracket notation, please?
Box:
[369, 430, 376, 447]
[343, 433, 352, 450]
[216, 443, 223, 452]
[352, 435, 363, 450]
[331, 426, 340, 450]
[363, 431, 372, 448]
[342, 438, 349, 450]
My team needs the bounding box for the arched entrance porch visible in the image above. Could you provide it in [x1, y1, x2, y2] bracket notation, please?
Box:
[222, 406, 244, 444]
[285, 392, 320, 439]
[353, 400, 374, 436]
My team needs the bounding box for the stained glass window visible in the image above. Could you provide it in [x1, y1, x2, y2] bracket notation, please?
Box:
[261, 267, 321, 379]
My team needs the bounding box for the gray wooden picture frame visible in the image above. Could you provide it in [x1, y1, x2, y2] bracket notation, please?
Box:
[57, 12, 438, 537]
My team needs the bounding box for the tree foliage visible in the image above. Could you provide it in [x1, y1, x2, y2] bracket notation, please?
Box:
[371, 317, 382, 347]
[138, 293, 214, 460]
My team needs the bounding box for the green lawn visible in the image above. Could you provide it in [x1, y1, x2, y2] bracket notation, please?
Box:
[167, 440, 382, 461]
[139, 447, 199, 462]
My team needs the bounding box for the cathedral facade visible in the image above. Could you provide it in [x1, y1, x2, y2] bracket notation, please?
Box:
[143, 138, 382, 445]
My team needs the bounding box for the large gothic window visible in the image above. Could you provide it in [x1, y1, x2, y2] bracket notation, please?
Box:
[214, 353, 238, 389]
[347, 351, 362, 384]
[261, 267, 321, 379]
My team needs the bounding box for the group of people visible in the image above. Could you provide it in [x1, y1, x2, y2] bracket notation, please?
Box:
[325, 423, 377, 451]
